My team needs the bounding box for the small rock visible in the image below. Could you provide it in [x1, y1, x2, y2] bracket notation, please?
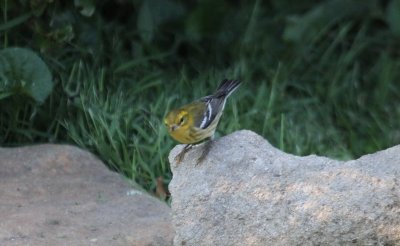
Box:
[0, 144, 173, 246]
[169, 130, 400, 246]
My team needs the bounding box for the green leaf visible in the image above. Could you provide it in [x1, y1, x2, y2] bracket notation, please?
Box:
[137, 0, 184, 42]
[283, 0, 377, 44]
[185, 0, 228, 41]
[0, 47, 53, 103]
[74, 0, 96, 17]
[387, 0, 400, 37]
[0, 12, 32, 31]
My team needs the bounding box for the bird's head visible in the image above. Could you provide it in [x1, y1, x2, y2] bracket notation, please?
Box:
[164, 109, 190, 133]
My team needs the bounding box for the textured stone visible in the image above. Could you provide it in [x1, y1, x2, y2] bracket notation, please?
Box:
[0, 144, 173, 246]
[169, 130, 400, 246]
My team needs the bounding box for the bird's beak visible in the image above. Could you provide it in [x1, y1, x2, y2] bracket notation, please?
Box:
[170, 125, 178, 132]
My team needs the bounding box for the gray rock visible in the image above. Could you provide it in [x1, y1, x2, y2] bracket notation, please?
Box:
[0, 144, 173, 246]
[169, 130, 400, 246]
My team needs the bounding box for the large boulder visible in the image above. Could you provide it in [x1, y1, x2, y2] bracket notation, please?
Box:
[169, 130, 400, 245]
[0, 144, 173, 246]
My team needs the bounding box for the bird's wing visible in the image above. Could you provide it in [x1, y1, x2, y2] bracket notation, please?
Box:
[197, 96, 225, 129]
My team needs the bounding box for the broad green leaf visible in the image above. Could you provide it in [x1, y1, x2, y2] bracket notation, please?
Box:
[137, 0, 154, 42]
[283, 0, 377, 44]
[74, 0, 96, 17]
[387, 0, 400, 37]
[0, 47, 53, 103]
[137, 0, 184, 42]
[185, 0, 228, 41]
[0, 12, 32, 31]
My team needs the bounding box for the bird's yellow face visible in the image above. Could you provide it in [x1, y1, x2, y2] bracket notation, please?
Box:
[164, 109, 193, 144]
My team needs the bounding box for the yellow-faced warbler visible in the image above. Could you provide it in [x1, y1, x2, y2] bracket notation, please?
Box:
[164, 79, 241, 164]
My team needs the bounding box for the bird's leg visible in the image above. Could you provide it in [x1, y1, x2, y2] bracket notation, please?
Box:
[174, 144, 193, 164]
[196, 137, 214, 165]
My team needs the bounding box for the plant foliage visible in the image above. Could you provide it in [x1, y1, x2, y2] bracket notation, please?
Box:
[1, 0, 399, 193]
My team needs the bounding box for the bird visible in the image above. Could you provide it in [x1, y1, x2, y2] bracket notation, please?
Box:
[164, 79, 241, 164]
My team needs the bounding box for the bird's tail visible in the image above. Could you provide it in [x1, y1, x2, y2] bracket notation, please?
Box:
[214, 79, 241, 98]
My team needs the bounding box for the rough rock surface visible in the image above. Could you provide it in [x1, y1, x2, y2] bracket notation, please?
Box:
[0, 144, 173, 246]
[169, 130, 400, 246]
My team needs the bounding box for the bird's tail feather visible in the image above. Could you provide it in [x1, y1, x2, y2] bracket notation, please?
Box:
[214, 79, 241, 98]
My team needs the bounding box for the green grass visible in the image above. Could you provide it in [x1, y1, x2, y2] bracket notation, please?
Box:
[1, 0, 400, 194]
[58, 41, 400, 192]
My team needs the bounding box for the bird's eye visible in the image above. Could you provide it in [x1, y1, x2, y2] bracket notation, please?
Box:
[179, 117, 184, 124]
